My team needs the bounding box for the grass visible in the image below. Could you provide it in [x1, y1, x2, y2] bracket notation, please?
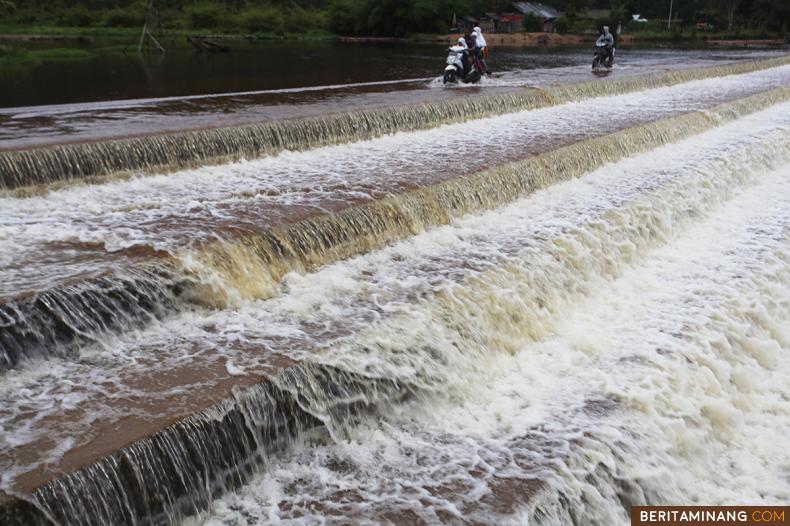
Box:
[0, 44, 98, 70]
[0, 24, 336, 41]
[0, 25, 337, 71]
[0, 37, 134, 71]
[0, 25, 142, 37]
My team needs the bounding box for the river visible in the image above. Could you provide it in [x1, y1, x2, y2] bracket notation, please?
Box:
[0, 43, 784, 149]
[0, 44, 788, 525]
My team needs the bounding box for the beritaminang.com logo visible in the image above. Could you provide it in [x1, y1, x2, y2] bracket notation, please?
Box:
[631, 506, 788, 526]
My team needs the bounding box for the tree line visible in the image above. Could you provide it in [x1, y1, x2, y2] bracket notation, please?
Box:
[1, 0, 787, 35]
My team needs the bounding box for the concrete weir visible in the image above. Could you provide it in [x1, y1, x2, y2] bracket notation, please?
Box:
[0, 362, 408, 525]
[0, 55, 789, 192]
[1, 87, 789, 524]
[2, 87, 789, 372]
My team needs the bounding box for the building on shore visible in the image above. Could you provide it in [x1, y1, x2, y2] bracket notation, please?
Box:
[455, 2, 561, 33]
[499, 2, 561, 33]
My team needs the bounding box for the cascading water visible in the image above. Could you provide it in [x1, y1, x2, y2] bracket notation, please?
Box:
[193, 124, 790, 525]
[0, 264, 190, 370]
[211, 161, 790, 525]
[2, 78, 789, 371]
[0, 56, 788, 192]
[1, 56, 789, 525]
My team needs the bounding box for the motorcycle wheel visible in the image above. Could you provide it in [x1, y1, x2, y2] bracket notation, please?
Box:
[592, 57, 599, 69]
[443, 71, 456, 84]
[464, 70, 482, 84]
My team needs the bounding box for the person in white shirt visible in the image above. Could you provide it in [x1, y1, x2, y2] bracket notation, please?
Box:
[473, 26, 487, 54]
[472, 26, 490, 75]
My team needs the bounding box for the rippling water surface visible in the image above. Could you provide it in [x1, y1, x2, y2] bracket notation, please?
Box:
[1, 44, 785, 149]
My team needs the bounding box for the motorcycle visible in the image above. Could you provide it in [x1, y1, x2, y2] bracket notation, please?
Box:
[443, 45, 482, 84]
[592, 42, 615, 70]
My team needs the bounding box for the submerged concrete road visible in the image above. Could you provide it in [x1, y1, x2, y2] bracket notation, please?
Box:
[1, 48, 784, 152]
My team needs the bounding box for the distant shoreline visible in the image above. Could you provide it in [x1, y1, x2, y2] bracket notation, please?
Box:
[339, 33, 626, 46]
[1, 28, 786, 49]
[439, 33, 632, 46]
[341, 33, 787, 48]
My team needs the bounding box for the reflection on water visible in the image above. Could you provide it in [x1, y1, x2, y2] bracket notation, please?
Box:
[0, 44, 785, 150]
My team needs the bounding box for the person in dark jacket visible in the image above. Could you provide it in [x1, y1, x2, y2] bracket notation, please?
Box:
[464, 29, 482, 74]
[595, 26, 615, 65]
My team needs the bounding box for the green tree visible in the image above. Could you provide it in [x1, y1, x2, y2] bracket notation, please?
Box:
[717, 0, 743, 29]
[238, 6, 285, 33]
[328, 0, 363, 34]
[184, 1, 225, 29]
[1, 0, 17, 15]
[523, 12, 543, 31]
[555, 14, 570, 32]
[747, 0, 789, 31]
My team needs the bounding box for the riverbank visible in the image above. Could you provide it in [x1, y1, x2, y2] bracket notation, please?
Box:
[430, 32, 785, 48]
[0, 25, 334, 40]
[0, 27, 335, 70]
[1, 26, 786, 74]
[3, 23, 786, 45]
[706, 38, 787, 48]
[441, 32, 635, 46]
[337, 33, 619, 46]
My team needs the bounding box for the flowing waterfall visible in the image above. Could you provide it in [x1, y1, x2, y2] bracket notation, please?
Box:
[0, 56, 788, 192]
[2, 87, 787, 372]
[2, 94, 788, 524]
[0, 264, 188, 370]
[197, 140, 790, 524]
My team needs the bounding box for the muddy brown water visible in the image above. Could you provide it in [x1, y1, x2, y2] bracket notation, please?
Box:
[1, 43, 785, 150]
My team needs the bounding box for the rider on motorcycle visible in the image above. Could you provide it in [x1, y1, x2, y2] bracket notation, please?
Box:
[443, 34, 481, 84]
[595, 26, 615, 66]
[456, 35, 470, 74]
[463, 28, 489, 76]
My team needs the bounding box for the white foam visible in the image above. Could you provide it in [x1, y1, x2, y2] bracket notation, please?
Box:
[1, 66, 789, 297]
[200, 163, 790, 524]
[2, 106, 789, 504]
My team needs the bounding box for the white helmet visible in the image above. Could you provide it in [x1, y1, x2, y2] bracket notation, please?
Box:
[457, 37, 466, 45]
